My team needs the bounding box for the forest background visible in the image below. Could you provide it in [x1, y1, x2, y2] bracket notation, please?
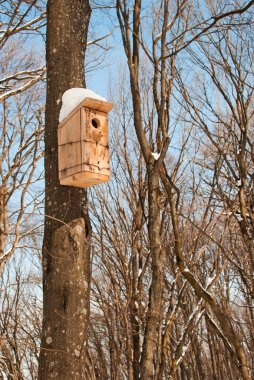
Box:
[0, 0, 254, 379]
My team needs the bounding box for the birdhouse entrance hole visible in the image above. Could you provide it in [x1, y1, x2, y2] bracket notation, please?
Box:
[58, 97, 113, 188]
[92, 118, 100, 129]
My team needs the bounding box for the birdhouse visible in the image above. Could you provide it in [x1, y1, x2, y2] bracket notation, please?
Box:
[58, 97, 113, 188]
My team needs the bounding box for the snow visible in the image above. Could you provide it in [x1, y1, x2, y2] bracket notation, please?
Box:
[206, 276, 213, 286]
[151, 152, 161, 160]
[46, 337, 53, 344]
[74, 349, 80, 358]
[195, 310, 205, 321]
[175, 343, 190, 366]
[186, 300, 202, 323]
[222, 211, 232, 216]
[59, 88, 107, 123]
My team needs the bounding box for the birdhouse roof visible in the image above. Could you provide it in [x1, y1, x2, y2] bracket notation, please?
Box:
[58, 97, 113, 128]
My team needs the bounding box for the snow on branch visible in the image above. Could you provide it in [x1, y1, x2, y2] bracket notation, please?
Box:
[0, 67, 46, 101]
[0, 11, 46, 39]
[0, 68, 46, 87]
[87, 29, 115, 47]
[169, 300, 205, 377]
[154, 0, 188, 44]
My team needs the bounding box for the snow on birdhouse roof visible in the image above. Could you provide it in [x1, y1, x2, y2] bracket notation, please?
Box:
[59, 88, 112, 123]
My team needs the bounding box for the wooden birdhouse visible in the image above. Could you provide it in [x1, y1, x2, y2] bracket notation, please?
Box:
[58, 97, 113, 188]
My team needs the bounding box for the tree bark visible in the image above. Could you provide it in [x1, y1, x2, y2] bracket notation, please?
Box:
[38, 1, 91, 379]
[140, 167, 164, 380]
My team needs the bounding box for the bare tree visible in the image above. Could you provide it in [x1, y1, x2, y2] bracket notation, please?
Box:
[175, 12, 254, 377]
[0, 0, 46, 49]
[113, 0, 254, 379]
[0, 0, 46, 101]
[1, 0, 254, 379]
[0, 246, 42, 380]
[0, 2, 45, 378]
[0, 88, 44, 275]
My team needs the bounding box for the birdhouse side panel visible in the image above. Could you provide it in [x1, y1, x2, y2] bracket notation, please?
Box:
[58, 110, 81, 145]
[58, 109, 82, 181]
[58, 141, 82, 180]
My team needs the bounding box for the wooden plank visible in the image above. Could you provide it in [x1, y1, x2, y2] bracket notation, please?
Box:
[81, 141, 110, 176]
[59, 164, 82, 180]
[58, 141, 81, 173]
[58, 110, 81, 145]
[81, 98, 113, 113]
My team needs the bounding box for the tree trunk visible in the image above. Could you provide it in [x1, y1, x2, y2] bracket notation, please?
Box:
[38, 1, 91, 379]
[140, 167, 164, 379]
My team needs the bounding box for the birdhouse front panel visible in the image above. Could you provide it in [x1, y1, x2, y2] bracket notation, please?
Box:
[58, 98, 113, 188]
[82, 108, 109, 146]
